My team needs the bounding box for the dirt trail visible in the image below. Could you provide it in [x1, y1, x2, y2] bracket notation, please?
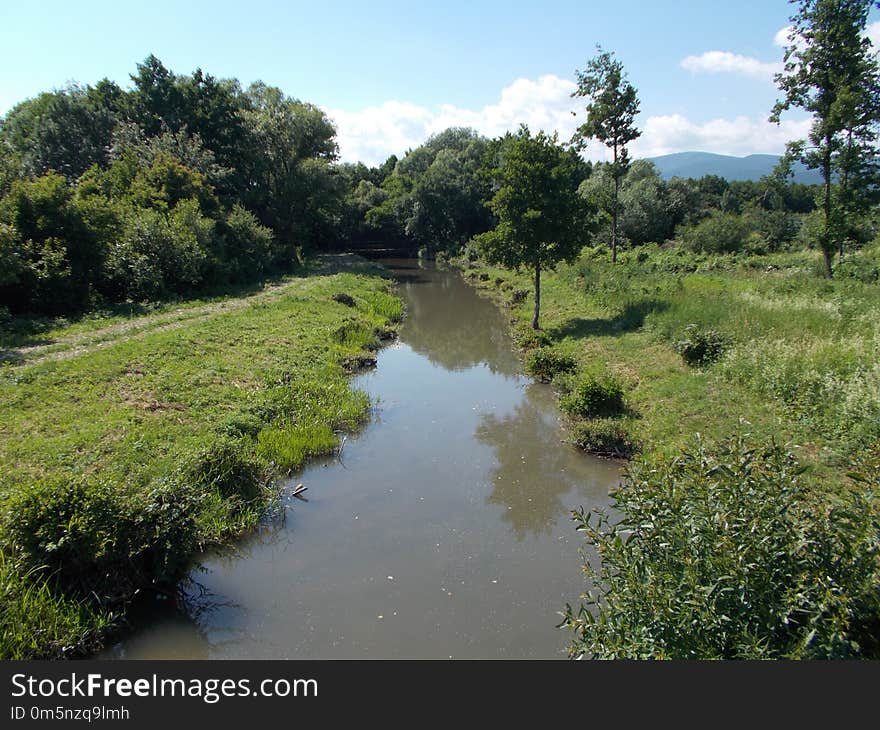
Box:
[1, 255, 371, 368]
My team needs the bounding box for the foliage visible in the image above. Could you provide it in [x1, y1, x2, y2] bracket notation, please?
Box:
[673, 324, 728, 366]
[525, 347, 577, 382]
[474, 126, 591, 328]
[771, 0, 880, 275]
[569, 418, 637, 458]
[679, 210, 753, 253]
[572, 47, 641, 262]
[559, 372, 627, 418]
[561, 434, 880, 659]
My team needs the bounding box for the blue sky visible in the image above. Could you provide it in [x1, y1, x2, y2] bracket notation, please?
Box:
[1, 1, 877, 164]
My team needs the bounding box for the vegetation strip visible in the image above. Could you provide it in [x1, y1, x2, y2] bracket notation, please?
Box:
[0, 256, 402, 658]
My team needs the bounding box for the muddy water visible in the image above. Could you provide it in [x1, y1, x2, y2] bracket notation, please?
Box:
[106, 259, 620, 659]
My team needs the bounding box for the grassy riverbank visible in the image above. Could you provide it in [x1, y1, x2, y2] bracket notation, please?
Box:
[455, 244, 880, 478]
[0, 255, 402, 659]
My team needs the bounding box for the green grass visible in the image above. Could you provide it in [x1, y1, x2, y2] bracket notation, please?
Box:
[458, 242, 880, 477]
[0, 255, 401, 658]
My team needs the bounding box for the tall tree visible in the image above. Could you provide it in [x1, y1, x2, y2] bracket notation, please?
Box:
[771, 0, 880, 277]
[572, 47, 641, 263]
[474, 126, 590, 330]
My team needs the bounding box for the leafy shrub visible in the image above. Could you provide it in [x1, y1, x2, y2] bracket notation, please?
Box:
[525, 347, 576, 382]
[104, 203, 211, 300]
[216, 204, 277, 283]
[680, 210, 752, 254]
[1, 476, 198, 602]
[673, 324, 728, 366]
[560, 372, 626, 418]
[570, 418, 637, 457]
[510, 288, 529, 305]
[0, 174, 99, 312]
[560, 434, 880, 659]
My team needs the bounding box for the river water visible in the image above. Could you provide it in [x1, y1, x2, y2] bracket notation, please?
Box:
[106, 259, 620, 659]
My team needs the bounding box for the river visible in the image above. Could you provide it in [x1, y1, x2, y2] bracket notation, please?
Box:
[105, 259, 620, 659]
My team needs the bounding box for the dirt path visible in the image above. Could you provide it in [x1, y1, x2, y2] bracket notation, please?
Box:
[1, 254, 372, 368]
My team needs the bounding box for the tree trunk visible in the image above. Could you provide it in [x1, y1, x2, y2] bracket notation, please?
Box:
[822, 141, 834, 278]
[612, 142, 619, 264]
[532, 262, 541, 330]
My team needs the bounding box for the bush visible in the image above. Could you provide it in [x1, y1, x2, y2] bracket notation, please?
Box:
[680, 211, 752, 254]
[525, 347, 576, 382]
[104, 203, 211, 300]
[570, 418, 636, 457]
[560, 434, 880, 659]
[673, 324, 728, 366]
[0, 174, 99, 312]
[1, 476, 198, 602]
[560, 372, 626, 418]
[217, 204, 277, 283]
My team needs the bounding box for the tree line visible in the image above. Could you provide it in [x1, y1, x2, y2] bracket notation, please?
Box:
[2, 0, 877, 322]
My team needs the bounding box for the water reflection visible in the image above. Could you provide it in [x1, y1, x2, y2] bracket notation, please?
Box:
[476, 384, 615, 540]
[386, 259, 520, 376]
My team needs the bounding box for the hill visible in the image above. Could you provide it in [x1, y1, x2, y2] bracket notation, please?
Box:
[646, 151, 823, 184]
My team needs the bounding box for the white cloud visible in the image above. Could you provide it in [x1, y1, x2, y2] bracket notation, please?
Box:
[680, 51, 781, 79]
[631, 114, 813, 158]
[325, 75, 585, 166]
[774, 25, 794, 48]
[325, 75, 812, 166]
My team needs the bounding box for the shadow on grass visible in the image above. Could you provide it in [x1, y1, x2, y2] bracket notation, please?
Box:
[549, 299, 669, 340]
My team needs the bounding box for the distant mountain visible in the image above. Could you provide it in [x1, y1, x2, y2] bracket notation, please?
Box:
[646, 151, 823, 185]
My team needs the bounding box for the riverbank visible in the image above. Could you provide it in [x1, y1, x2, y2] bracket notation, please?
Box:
[453, 245, 880, 481]
[0, 255, 402, 659]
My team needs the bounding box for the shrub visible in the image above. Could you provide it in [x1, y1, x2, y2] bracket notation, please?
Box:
[217, 204, 277, 283]
[510, 288, 529, 305]
[569, 418, 637, 457]
[525, 347, 576, 382]
[105, 203, 210, 300]
[1, 476, 198, 602]
[680, 211, 752, 254]
[560, 372, 626, 418]
[560, 434, 880, 659]
[673, 324, 728, 366]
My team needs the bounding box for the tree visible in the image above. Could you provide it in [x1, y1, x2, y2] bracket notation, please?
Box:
[572, 47, 641, 263]
[771, 0, 880, 277]
[474, 126, 590, 329]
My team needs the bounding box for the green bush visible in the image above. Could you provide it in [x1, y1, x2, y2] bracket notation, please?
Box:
[569, 418, 636, 457]
[680, 211, 752, 254]
[560, 434, 880, 659]
[0, 173, 100, 312]
[525, 347, 576, 382]
[673, 323, 728, 366]
[1, 476, 198, 602]
[560, 372, 626, 418]
[217, 204, 278, 283]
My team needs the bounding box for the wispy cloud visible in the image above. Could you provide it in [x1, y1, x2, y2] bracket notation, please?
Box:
[680, 51, 781, 79]
[326, 75, 812, 166]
